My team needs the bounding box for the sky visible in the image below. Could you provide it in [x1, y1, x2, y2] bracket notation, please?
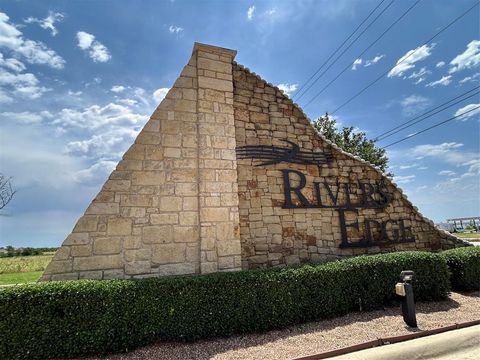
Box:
[0, 0, 479, 247]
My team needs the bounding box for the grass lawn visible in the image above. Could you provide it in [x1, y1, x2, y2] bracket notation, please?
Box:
[0, 253, 54, 285]
[0, 271, 43, 285]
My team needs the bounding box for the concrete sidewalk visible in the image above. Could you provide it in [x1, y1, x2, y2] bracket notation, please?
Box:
[328, 325, 480, 360]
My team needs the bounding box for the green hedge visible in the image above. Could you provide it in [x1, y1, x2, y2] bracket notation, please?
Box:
[0, 251, 449, 359]
[441, 247, 480, 291]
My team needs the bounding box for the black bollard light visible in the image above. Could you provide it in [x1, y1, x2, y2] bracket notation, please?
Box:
[395, 270, 417, 328]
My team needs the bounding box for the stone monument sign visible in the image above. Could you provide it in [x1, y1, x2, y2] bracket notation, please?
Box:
[41, 43, 466, 281]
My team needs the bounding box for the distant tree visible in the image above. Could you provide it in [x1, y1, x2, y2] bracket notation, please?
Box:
[312, 113, 392, 176]
[465, 221, 477, 232]
[6, 245, 15, 256]
[0, 246, 54, 258]
[0, 173, 16, 212]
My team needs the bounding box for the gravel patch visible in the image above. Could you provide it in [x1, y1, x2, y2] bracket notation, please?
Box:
[91, 292, 480, 360]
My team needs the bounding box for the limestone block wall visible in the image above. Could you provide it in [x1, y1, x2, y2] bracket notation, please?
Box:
[41, 44, 242, 281]
[232, 63, 468, 269]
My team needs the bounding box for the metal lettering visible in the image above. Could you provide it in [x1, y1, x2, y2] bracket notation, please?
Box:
[282, 169, 312, 208]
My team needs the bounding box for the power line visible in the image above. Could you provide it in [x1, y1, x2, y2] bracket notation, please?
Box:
[331, 1, 480, 115]
[375, 86, 479, 140]
[383, 105, 480, 148]
[378, 90, 479, 141]
[302, 0, 420, 108]
[293, 0, 388, 100]
[375, 86, 480, 142]
[294, 0, 394, 101]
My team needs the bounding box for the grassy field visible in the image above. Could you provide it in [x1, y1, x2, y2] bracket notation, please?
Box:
[0, 253, 54, 285]
[454, 232, 480, 240]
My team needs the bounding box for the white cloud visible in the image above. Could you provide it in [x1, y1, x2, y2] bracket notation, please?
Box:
[454, 103, 480, 121]
[0, 12, 65, 69]
[76, 31, 95, 49]
[168, 25, 183, 34]
[400, 94, 431, 116]
[426, 75, 452, 87]
[111, 85, 126, 93]
[1, 99, 149, 162]
[459, 72, 480, 85]
[247, 6, 256, 20]
[50, 101, 148, 160]
[153, 87, 170, 102]
[0, 111, 44, 124]
[67, 90, 82, 96]
[351, 58, 362, 70]
[399, 164, 417, 170]
[449, 40, 480, 73]
[0, 69, 38, 86]
[408, 67, 431, 84]
[65, 127, 140, 159]
[117, 98, 137, 106]
[413, 142, 463, 157]
[277, 83, 298, 96]
[438, 170, 456, 176]
[436, 61, 445, 68]
[364, 54, 385, 67]
[388, 44, 435, 78]
[411, 142, 478, 166]
[394, 175, 415, 184]
[13, 84, 49, 99]
[461, 159, 480, 178]
[351, 55, 384, 71]
[72, 160, 117, 185]
[435, 159, 480, 191]
[24, 11, 64, 36]
[53, 103, 148, 131]
[89, 43, 110, 63]
[0, 68, 49, 99]
[0, 53, 25, 72]
[76, 31, 111, 63]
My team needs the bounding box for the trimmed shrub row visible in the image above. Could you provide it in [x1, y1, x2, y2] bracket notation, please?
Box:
[0, 251, 450, 359]
[441, 246, 480, 291]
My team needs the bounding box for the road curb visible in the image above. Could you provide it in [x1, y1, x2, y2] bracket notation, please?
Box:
[294, 319, 480, 360]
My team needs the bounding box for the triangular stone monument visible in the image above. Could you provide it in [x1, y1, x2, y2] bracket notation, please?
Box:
[41, 43, 468, 281]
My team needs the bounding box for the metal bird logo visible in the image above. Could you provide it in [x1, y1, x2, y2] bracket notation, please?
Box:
[236, 139, 334, 167]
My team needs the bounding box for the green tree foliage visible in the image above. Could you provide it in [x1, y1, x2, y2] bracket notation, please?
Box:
[313, 113, 392, 176]
[441, 247, 480, 291]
